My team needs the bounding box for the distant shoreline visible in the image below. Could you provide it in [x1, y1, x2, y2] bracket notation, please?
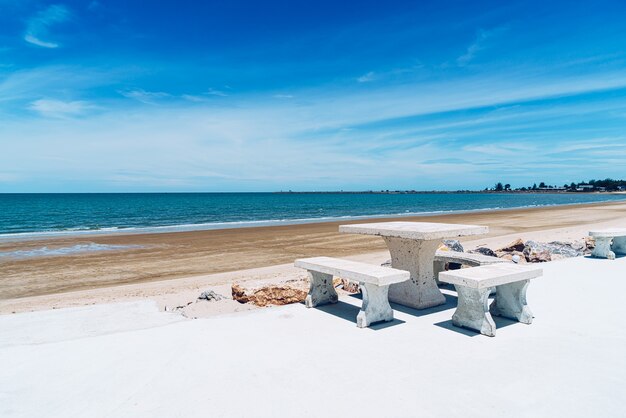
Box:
[274, 190, 626, 194]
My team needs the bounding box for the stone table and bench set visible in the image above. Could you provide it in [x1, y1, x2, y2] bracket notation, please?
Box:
[589, 229, 626, 260]
[295, 221, 543, 336]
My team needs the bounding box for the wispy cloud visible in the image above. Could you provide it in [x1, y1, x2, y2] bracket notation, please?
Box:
[24, 4, 71, 49]
[181, 94, 208, 102]
[29, 99, 94, 118]
[273, 94, 294, 99]
[357, 71, 376, 83]
[457, 27, 506, 66]
[119, 89, 171, 104]
[206, 88, 228, 97]
[120, 88, 229, 104]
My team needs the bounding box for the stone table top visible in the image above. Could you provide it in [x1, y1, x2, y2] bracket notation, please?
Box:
[439, 263, 543, 289]
[589, 228, 626, 238]
[339, 221, 488, 241]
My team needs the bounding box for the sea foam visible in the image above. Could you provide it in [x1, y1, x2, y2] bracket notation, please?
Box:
[0, 243, 143, 260]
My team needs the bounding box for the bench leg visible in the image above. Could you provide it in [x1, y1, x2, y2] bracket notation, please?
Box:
[452, 286, 496, 337]
[611, 236, 626, 255]
[592, 236, 615, 260]
[490, 280, 533, 324]
[305, 271, 338, 308]
[357, 283, 393, 328]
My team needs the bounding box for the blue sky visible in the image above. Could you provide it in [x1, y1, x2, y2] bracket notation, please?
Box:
[1, 0, 626, 192]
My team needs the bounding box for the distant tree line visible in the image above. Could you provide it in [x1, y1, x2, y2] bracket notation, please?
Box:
[487, 178, 626, 192]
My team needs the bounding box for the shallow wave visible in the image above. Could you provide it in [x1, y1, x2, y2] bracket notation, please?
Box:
[0, 243, 143, 260]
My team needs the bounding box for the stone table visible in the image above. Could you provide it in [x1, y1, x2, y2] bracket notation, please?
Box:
[339, 221, 488, 309]
[589, 229, 626, 260]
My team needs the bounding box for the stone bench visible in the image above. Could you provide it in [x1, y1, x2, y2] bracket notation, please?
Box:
[434, 250, 509, 285]
[589, 229, 626, 260]
[294, 257, 410, 328]
[438, 264, 542, 337]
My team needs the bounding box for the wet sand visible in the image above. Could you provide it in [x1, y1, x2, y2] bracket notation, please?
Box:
[2, 200, 626, 307]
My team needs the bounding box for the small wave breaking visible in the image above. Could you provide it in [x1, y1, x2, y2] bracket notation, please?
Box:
[0, 243, 143, 260]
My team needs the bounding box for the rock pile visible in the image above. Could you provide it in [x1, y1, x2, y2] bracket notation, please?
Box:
[494, 238, 588, 263]
[231, 279, 308, 307]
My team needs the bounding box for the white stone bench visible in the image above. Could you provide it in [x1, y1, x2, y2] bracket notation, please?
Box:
[589, 229, 626, 260]
[294, 257, 410, 328]
[434, 250, 509, 285]
[438, 264, 542, 337]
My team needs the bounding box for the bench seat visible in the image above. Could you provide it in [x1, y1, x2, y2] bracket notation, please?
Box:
[589, 229, 626, 259]
[295, 257, 409, 328]
[433, 250, 509, 286]
[439, 264, 542, 337]
[434, 250, 509, 266]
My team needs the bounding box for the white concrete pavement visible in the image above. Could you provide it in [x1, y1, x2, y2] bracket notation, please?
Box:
[1, 255, 625, 418]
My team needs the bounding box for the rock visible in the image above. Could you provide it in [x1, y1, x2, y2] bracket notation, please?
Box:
[338, 278, 360, 293]
[231, 279, 308, 307]
[441, 239, 464, 252]
[584, 236, 595, 253]
[548, 241, 585, 257]
[470, 247, 497, 257]
[526, 249, 552, 263]
[197, 290, 224, 302]
[497, 238, 525, 253]
[497, 250, 527, 264]
[523, 240, 584, 262]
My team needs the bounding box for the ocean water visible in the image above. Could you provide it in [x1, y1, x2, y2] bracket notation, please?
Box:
[1, 192, 625, 240]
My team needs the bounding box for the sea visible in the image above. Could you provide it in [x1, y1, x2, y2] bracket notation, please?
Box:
[1, 192, 625, 240]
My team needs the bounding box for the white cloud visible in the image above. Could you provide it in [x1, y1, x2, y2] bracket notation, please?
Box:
[24, 4, 71, 49]
[206, 88, 228, 97]
[119, 89, 170, 104]
[121, 89, 228, 104]
[29, 99, 93, 118]
[457, 27, 506, 66]
[357, 71, 376, 83]
[181, 94, 208, 102]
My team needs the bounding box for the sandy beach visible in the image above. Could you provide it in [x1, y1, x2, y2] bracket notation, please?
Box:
[2, 200, 626, 314]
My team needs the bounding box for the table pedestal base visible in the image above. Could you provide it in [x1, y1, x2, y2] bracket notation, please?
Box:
[592, 237, 615, 260]
[385, 237, 446, 310]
